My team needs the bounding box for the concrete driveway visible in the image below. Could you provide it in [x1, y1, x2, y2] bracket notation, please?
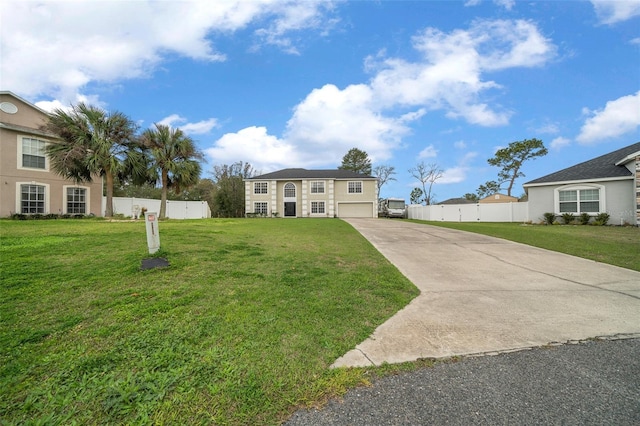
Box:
[333, 219, 640, 368]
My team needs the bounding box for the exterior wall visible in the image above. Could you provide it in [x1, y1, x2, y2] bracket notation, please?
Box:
[478, 193, 518, 204]
[527, 180, 635, 225]
[0, 93, 102, 217]
[636, 156, 640, 225]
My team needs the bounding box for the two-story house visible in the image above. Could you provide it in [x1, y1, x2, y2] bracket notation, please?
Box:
[0, 91, 103, 217]
[245, 169, 378, 218]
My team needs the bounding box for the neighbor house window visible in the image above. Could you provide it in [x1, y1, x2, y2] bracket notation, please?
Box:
[558, 187, 601, 213]
[254, 202, 268, 215]
[21, 137, 46, 169]
[21, 184, 45, 214]
[254, 182, 268, 194]
[284, 183, 296, 198]
[310, 181, 325, 194]
[348, 181, 362, 194]
[311, 201, 325, 214]
[67, 187, 86, 214]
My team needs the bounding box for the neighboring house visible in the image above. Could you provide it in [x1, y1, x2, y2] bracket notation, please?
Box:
[0, 91, 103, 217]
[438, 197, 476, 205]
[478, 193, 519, 204]
[244, 168, 378, 218]
[524, 142, 640, 225]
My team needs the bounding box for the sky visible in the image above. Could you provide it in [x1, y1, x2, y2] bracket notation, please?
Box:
[1, 0, 639, 202]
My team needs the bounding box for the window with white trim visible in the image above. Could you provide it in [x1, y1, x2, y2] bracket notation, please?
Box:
[310, 181, 325, 194]
[254, 202, 268, 215]
[284, 183, 296, 198]
[21, 137, 46, 169]
[348, 181, 362, 194]
[311, 201, 325, 214]
[558, 188, 600, 213]
[67, 187, 86, 214]
[254, 182, 268, 194]
[21, 184, 45, 214]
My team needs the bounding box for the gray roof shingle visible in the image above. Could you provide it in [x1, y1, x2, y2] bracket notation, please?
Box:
[524, 142, 640, 186]
[247, 168, 375, 180]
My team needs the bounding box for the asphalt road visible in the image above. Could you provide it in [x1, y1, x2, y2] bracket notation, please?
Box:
[286, 338, 640, 425]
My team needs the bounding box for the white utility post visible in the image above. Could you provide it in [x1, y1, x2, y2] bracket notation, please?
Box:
[145, 212, 160, 254]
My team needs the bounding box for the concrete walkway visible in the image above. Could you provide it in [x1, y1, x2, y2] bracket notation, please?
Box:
[332, 219, 640, 368]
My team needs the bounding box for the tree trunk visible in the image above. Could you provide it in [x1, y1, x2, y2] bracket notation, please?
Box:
[160, 169, 168, 219]
[105, 171, 114, 217]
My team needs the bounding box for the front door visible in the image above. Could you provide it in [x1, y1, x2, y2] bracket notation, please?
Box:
[284, 202, 296, 217]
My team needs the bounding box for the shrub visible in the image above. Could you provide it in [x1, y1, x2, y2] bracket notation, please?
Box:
[543, 212, 555, 225]
[593, 212, 610, 226]
[579, 212, 591, 225]
[10, 213, 27, 220]
[561, 213, 574, 225]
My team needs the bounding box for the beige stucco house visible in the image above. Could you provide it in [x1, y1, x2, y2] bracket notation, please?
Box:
[478, 193, 519, 204]
[244, 169, 378, 218]
[0, 91, 103, 217]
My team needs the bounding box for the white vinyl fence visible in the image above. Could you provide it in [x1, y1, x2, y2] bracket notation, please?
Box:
[103, 197, 211, 219]
[407, 202, 529, 223]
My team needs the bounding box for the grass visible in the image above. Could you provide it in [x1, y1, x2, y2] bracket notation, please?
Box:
[0, 219, 419, 425]
[408, 220, 640, 272]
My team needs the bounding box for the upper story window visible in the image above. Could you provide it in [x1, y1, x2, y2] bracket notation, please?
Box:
[348, 181, 363, 194]
[284, 183, 296, 198]
[254, 182, 268, 194]
[557, 186, 602, 214]
[310, 181, 325, 194]
[21, 137, 46, 169]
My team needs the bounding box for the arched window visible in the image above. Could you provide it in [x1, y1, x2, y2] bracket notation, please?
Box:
[284, 183, 296, 198]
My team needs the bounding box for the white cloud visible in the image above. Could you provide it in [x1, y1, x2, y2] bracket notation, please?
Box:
[631, 37, 640, 45]
[369, 19, 555, 127]
[206, 126, 298, 172]
[454, 141, 467, 150]
[591, 0, 640, 25]
[536, 122, 560, 134]
[157, 114, 219, 135]
[0, 0, 338, 104]
[550, 136, 572, 150]
[439, 152, 478, 184]
[207, 19, 557, 172]
[576, 91, 640, 144]
[418, 145, 438, 159]
[494, 0, 516, 11]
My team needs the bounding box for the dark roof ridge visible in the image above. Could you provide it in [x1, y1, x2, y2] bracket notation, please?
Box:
[524, 142, 640, 186]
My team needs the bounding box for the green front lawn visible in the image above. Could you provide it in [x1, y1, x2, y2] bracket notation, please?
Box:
[409, 220, 640, 272]
[0, 219, 418, 425]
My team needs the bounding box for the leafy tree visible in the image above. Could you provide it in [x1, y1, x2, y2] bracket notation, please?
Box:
[409, 162, 443, 205]
[486, 138, 548, 196]
[211, 162, 256, 217]
[476, 180, 502, 199]
[339, 148, 372, 175]
[373, 165, 397, 196]
[410, 188, 424, 205]
[140, 124, 204, 219]
[463, 193, 479, 202]
[43, 103, 144, 217]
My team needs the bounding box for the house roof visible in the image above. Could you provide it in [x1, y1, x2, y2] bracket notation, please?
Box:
[524, 142, 640, 186]
[437, 197, 476, 205]
[247, 168, 376, 180]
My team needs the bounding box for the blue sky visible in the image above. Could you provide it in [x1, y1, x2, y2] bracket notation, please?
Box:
[2, 0, 639, 202]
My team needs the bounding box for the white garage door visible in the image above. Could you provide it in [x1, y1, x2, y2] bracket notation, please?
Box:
[338, 202, 374, 218]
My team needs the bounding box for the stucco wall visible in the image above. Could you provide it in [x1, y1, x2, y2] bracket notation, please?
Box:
[527, 179, 635, 225]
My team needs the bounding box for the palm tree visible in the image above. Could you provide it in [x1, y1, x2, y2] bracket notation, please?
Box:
[140, 124, 203, 219]
[44, 103, 144, 217]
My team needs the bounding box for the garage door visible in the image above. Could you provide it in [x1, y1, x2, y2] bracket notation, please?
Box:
[338, 202, 374, 218]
